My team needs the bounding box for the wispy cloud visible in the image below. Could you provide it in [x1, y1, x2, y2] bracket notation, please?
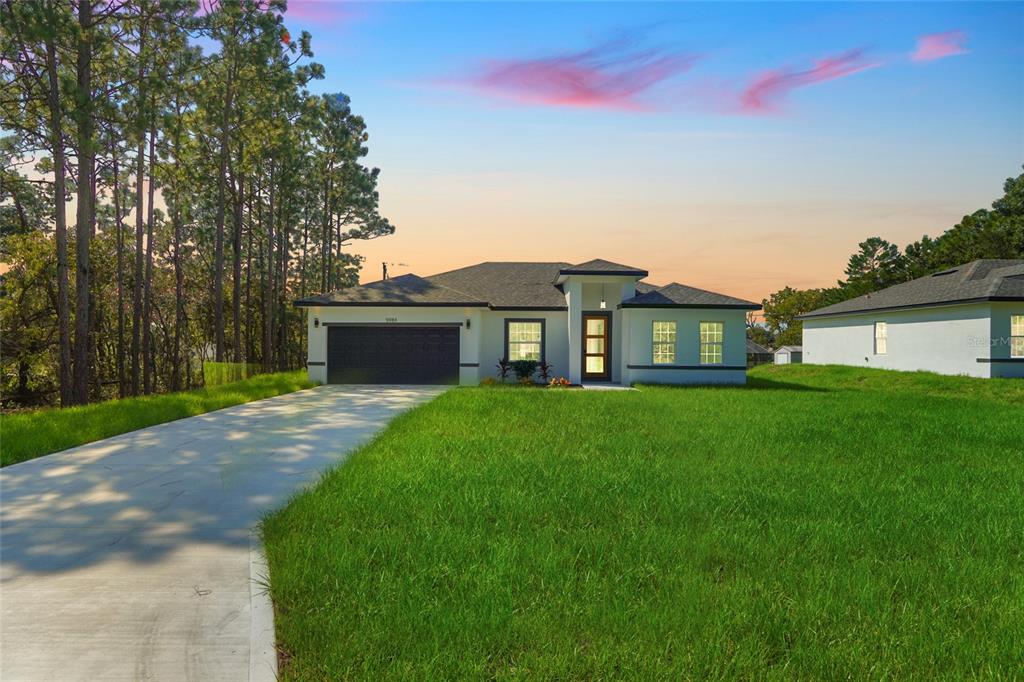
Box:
[284, 0, 352, 24]
[738, 49, 881, 114]
[461, 38, 699, 111]
[911, 31, 969, 63]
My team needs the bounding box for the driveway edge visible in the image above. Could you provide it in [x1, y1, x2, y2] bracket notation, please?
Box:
[249, 534, 278, 682]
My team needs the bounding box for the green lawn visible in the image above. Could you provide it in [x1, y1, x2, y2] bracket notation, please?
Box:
[262, 365, 1024, 679]
[1, 371, 314, 467]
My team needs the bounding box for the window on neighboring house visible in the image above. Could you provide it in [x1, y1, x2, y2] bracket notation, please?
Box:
[652, 321, 676, 364]
[875, 322, 888, 355]
[1012, 315, 1024, 358]
[699, 321, 723, 365]
[506, 320, 543, 361]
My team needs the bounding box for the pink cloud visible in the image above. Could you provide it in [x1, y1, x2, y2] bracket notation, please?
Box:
[284, 0, 351, 24]
[912, 31, 969, 62]
[739, 49, 881, 114]
[464, 41, 699, 111]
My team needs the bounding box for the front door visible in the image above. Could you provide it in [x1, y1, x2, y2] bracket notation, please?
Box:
[582, 314, 610, 381]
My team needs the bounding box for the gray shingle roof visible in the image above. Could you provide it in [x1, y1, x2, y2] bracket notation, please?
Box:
[429, 262, 570, 308]
[296, 261, 759, 311]
[798, 259, 1024, 319]
[294, 274, 487, 307]
[558, 259, 648, 277]
[620, 282, 760, 309]
[746, 339, 772, 354]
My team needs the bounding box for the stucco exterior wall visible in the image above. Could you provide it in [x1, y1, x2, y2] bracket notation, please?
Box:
[988, 302, 1024, 378]
[478, 310, 571, 382]
[802, 303, 999, 378]
[620, 308, 748, 385]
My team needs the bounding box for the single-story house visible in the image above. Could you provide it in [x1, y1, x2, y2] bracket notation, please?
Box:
[295, 259, 761, 386]
[746, 339, 774, 367]
[774, 346, 803, 364]
[798, 259, 1024, 378]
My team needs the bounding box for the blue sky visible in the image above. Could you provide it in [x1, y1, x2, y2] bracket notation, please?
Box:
[283, 1, 1023, 299]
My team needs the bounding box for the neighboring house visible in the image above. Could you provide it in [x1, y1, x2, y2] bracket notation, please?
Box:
[746, 339, 774, 367]
[798, 259, 1024, 378]
[295, 259, 760, 385]
[774, 346, 803, 364]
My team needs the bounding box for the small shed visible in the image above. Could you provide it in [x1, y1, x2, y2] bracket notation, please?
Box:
[774, 345, 803, 364]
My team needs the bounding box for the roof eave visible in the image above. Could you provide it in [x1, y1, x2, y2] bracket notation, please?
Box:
[293, 300, 489, 308]
[797, 295, 1023, 320]
[619, 302, 761, 310]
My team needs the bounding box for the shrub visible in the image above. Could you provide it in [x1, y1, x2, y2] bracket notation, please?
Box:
[510, 359, 538, 382]
[480, 377, 499, 387]
[496, 358, 512, 382]
[549, 376, 571, 388]
[537, 360, 554, 382]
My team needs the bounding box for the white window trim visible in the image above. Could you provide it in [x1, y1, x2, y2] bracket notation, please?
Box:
[699, 321, 724, 365]
[874, 322, 888, 355]
[652, 321, 676, 365]
[506, 319, 544, 362]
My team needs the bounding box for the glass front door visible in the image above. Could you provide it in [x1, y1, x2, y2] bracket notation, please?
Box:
[582, 314, 610, 380]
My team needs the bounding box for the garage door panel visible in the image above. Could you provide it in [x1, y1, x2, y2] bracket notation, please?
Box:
[327, 326, 459, 384]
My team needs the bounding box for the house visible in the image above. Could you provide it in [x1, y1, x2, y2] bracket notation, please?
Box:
[295, 259, 761, 386]
[774, 346, 803, 364]
[798, 259, 1024, 378]
[746, 339, 774, 367]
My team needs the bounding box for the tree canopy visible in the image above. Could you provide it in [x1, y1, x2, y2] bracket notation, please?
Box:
[1, 0, 395, 407]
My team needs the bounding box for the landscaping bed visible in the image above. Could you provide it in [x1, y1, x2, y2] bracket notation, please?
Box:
[262, 365, 1024, 679]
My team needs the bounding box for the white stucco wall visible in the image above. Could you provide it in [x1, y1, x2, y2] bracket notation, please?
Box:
[988, 302, 1024, 379]
[478, 310, 571, 382]
[801, 303, 1007, 378]
[620, 308, 748, 385]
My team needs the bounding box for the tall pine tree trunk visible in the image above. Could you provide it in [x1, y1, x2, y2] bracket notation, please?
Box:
[72, 0, 94, 404]
[111, 141, 126, 398]
[213, 67, 235, 363]
[44, 32, 72, 406]
[263, 164, 275, 373]
[143, 114, 157, 394]
[232, 140, 244, 363]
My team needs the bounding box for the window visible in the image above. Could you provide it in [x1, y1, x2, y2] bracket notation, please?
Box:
[506, 320, 543, 361]
[699, 321, 723, 365]
[1012, 315, 1024, 358]
[875, 322, 887, 355]
[652, 321, 676, 364]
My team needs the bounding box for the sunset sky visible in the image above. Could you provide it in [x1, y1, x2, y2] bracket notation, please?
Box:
[284, 1, 1023, 303]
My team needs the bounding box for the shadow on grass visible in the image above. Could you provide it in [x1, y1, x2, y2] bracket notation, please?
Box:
[639, 377, 829, 392]
[744, 376, 830, 392]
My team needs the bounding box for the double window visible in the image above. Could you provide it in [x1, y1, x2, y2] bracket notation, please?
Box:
[506, 320, 543, 361]
[875, 322, 888, 355]
[699, 321, 723, 365]
[1012, 315, 1024, 358]
[652, 321, 676, 364]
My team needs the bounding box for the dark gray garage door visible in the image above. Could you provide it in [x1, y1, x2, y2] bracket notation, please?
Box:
[327, 325, 460, 384]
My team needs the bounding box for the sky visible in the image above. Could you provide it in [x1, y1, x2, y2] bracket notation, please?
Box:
[282, 1, 1024, 303]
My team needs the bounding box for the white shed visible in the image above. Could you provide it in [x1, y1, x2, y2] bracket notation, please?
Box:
[774, 346, 803, 364]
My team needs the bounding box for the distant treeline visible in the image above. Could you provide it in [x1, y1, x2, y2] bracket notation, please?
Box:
[752, 169, 1024, 348]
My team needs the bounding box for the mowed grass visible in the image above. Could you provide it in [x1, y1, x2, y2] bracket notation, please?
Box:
[262, 366, 1024, 679]
[1, 371, 313, 467]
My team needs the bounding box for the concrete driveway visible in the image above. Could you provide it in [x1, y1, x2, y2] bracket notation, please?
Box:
[0, 385, 445, 681]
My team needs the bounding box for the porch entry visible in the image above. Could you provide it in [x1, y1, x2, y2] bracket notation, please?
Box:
[582, 313, 611, 381]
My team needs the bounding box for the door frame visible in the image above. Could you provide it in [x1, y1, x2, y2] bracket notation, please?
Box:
[581, 311, 612, 381]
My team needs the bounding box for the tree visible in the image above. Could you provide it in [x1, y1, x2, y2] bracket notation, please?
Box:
[839, 237, 906, 298]
[762, 287, 828, 348]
